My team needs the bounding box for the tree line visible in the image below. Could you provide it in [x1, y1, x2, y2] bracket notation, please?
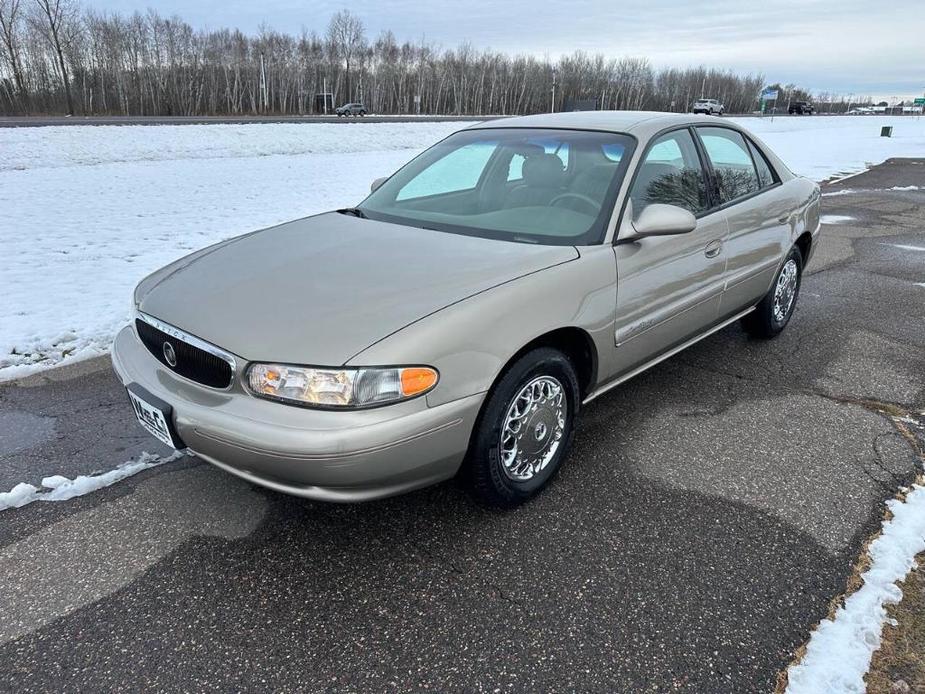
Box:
[0, 1, 873, 117]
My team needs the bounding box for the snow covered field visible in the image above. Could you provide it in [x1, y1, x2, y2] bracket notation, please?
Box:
[0, 121, 469, 377]
[1, 115, 924, 379]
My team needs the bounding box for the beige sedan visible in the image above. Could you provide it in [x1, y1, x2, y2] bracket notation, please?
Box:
[112, 111, 820, 505]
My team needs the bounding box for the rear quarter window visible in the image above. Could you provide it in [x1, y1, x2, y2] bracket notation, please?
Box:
[697, 127, 761, 204]
[747, 140, 778, 188]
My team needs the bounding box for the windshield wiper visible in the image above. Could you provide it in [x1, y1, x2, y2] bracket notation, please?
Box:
[337, 207, 368, 219]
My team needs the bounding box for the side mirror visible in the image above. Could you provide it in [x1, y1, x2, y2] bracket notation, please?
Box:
[370, 176, 388, 193]
[631, 203, 697, 237]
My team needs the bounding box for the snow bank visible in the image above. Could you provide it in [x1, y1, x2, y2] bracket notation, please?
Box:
[0, 451, 185, 511]
[731, 115, 925, 182]
[0, 121, 470, 378]
[786, 481, 925, 694]
[0, 121, 467, 171]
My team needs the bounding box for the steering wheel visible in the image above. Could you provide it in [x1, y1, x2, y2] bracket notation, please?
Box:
[549, 192, 601, 215]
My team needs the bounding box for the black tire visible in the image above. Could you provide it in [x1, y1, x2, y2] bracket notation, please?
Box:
[741, 245, 803, 339]
[467, 347, 580, 506]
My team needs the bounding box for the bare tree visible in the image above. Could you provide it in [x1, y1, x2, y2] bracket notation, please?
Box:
[31, 0, 78, 114]
[326, 9, 364, 103]
[0, 0, 27, 103]
[0, 1, 858, 118]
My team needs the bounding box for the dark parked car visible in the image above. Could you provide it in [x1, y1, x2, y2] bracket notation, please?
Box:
[788, 101, 814, 115]
[336, 102, 368, 117]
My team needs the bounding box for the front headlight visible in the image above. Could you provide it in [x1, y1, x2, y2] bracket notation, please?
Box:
[245, 363, 439, 408]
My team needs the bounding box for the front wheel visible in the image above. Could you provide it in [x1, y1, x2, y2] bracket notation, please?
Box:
[467, 348, 580, 506]
[741, 245, 803, 338]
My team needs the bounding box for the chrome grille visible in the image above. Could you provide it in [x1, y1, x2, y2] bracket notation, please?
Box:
[135, 314, 234, 389]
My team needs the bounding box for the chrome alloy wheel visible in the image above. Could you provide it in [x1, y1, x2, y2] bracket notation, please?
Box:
[499, 376, 567, 481]
[772, 259, 799, 323]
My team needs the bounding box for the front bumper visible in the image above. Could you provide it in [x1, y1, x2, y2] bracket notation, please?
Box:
[111, 325, 484, 502]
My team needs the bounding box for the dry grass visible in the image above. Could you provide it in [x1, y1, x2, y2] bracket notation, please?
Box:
[866, 553, 925, 693]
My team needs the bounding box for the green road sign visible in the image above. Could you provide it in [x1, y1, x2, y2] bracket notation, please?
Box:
[914, 97, 925, 106]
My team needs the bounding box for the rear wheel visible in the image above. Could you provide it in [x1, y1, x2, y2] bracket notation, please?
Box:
[467, 348, 579, 506]
[741, 245, 803, 338]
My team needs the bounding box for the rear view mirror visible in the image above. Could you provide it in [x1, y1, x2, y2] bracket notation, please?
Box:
[632, 203, 697, 237]
[370, 176, 388, 193]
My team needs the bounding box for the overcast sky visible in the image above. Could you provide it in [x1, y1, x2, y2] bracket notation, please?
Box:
[94, 0, 924, 98]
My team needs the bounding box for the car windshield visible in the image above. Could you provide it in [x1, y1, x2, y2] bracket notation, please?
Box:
[358, 128, 635, 245]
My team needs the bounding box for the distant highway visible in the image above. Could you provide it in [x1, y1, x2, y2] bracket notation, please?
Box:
[0, 114, 497, 127]
[0, 112, 837, 127]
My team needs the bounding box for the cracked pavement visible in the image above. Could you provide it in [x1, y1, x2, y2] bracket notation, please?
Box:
[1, 159, 924, 692]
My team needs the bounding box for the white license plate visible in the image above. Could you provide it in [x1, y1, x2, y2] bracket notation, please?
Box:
[127, 385, 181, 449]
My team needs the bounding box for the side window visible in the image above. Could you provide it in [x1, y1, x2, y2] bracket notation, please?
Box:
[629, 129, 709, 219]
[397, 142, 496, 200]
[697, 127, 760, 203]
[747, 139, 777, 188]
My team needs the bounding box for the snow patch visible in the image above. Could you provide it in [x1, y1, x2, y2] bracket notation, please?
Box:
[0, 121, 476, 172]
[890, 185, 921, 191]
[786, 482, 925, 694]
[821, 215, 855, 225]
[0, 451, 186, 511]
[735, 116, 925, 181]
[822, 189, 858, 197]
[0, 122, 472, 380]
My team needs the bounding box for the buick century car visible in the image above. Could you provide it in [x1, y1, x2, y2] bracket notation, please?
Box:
[113, 111, 820, 505]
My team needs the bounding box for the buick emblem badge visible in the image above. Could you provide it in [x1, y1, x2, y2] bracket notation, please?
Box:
[163, 341, 178, 367]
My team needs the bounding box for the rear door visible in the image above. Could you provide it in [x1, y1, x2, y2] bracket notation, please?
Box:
[695, 126, 792, 314]
[611, 127, 728, 373]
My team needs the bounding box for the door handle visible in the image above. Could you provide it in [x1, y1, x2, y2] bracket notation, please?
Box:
[704, 239, 723, 258]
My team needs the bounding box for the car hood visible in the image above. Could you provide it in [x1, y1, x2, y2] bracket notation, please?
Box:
[137, 212, 578, 365]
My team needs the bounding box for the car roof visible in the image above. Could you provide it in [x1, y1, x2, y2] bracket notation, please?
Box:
[466, 110, 728, 139]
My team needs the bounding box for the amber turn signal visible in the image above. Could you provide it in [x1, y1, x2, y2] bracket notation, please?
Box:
[400, 367, 439, 397]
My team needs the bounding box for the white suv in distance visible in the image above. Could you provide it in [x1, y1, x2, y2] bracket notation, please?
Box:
[692, 98, 724, 115]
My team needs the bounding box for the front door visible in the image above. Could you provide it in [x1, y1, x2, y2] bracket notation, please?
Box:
[695, 126, 792, 314]
[611, 127, 728, 375]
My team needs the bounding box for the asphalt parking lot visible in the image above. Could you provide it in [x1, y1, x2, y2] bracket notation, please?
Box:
[1, 159, 923, 693]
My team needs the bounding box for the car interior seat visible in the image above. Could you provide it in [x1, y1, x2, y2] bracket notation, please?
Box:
[503, 153, 566, 208]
